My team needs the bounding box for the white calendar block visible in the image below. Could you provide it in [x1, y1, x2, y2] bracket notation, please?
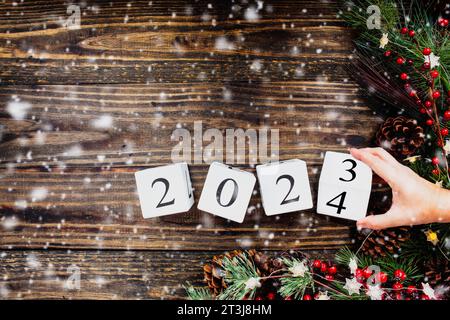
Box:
[256, 159, 313, 216]
[197, 162, 256, 223]
[135, 162, 194, 219]
[317, 151, 372, 221]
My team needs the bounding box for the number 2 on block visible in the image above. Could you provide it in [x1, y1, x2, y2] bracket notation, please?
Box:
[326, 191, 347, 214]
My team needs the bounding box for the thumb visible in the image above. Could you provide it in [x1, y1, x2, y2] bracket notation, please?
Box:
[357, 209, 403, 230]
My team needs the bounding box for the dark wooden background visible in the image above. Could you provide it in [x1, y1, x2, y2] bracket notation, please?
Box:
[0, 0, 386, 299]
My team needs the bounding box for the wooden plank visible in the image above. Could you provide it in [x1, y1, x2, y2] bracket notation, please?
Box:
[0, 0, 352, 84]
[0, 249, 335, 299]
[0, 83, 386, 250]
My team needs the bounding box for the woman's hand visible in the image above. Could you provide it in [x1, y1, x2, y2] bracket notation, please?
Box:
[349, 147, 450, 230]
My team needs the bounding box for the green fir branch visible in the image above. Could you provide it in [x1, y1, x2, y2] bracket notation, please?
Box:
[184, 284, 215, 300]
[277, 257, 314, 300]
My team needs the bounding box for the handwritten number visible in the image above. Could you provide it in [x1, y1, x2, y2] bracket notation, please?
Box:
[152, 178, 175, 208]
[339, 159, 357, 182]
[326, 192, 347, 214]
[216, 178, 239, 207]
[276, 174, 300, 205]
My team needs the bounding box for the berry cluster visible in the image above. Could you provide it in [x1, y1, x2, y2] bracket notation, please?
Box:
[384, 24, 450, 176]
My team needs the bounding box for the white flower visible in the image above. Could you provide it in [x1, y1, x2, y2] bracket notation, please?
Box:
[425, 53, 440, 69]
[366, 285, 384, 300]
[289, 260, 309, 277]
[422, 283, 437, 300]
[348, 257, 358, 275]
[343, 277, 362, 295]
[379, 33, 389, 49]
[244, 277, 261, 290]
[316, 291, 330, 300]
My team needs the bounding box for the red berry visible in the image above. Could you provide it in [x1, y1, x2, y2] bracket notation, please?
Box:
[432, 157, 440, 165]
[355, 268, 363, 278]
[421, 294, 430, 300]
[416, 99, 422, 105]
[425, 100, 432, 107]
[313, 259, 322, 268]
[400, 73, 408, 80]
[409, 90, 417, 97]
[408, 30, 415, 37]
[426, 119, 434, 126]
[395, 293, 404, 300]
[423, 62, 431, 69]
[266, 292, 276, 300]
[325, 274, 334, 281]
[441, 128, 449, 136]
[328, 266, 337, 275]
[407, 285, 417, 295]
[444, 110, 450, 120]
[376, 272, 388, 284]
[393, 282, 404, 290]
[430, 70, 439, 78]
[400, 27, 408, 34]
[432, 168, 439, 176]
[419, 108, 427, 114]
[423, 47, 432, 55]
[445, 19, 449, 27]
[384, 50, 392, 57]
[396, 57, 405, 65]
[255, 296, 263, 301]
[320, 262, 328, 273]
[394, 269, 407, 281]
[362, 268, 373, 279]
[441, 19, 449, 27]
[407, 59, 414, 65]
[303, 294, 312, 300]
[432, 90, 441, 99]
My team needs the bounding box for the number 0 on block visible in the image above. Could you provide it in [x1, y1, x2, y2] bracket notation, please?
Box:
[316, 151, 372, 221]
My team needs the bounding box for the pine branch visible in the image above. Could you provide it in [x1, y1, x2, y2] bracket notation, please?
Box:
[184, 284, 215, 300]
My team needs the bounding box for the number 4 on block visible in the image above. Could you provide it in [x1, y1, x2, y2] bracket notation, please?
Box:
[317, 151, 372, 221]
[135, 162, 194, 218]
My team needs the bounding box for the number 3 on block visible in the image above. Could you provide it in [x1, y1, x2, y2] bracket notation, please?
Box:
[317, 152, 372, 221]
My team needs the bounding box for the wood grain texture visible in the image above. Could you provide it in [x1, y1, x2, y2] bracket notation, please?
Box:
[0, 250, 335, 299]
[0, 0, 388, 299]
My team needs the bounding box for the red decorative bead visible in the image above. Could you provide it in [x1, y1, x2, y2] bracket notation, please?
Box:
[425, 100, 432, 107]
[328, 266, 337, 275]
[320, 262, 328, 273]
[419, 108, 426, 114]
[266, 292, 276, 300]
[400, 73, 408, 80]
[423, 47, 432, 55]
[407, 285, 416, 295]
[430, 70, 439, 78]
[408, 30, 415, 37]
[400, 27, 408, 34]
[432, 168, 439, 176]
[441, 128, 449, 136]
[432, 157, 440, 165]
[303, 294, 312, 300]
[325, 274, 334, 281]
[423, 62, 431, 69]
[362, 268, 372, 279]
[394, 269, 407, 281]
[313, 259, 322, 268]
[432, 90, 441, 99]
[393, 282, 404, 290]
[426, 119, 434, 126]
[375, 272, 388, 284]
[444, 110, 450, 120]
[384, 50, 392, 57]
[396, 57, 405, 65]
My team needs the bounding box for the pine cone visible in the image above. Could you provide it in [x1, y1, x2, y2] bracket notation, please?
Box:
[203, 249, 278, 296]
[376, 116, 424, 159]
[358, 227, 411, 259]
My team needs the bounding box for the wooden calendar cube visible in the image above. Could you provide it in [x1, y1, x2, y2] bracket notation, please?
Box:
[256, 159, 313, 216]
[197, 162, 256, 223]
[135, 162, 194, 218]
[317, 151, 372, 221]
